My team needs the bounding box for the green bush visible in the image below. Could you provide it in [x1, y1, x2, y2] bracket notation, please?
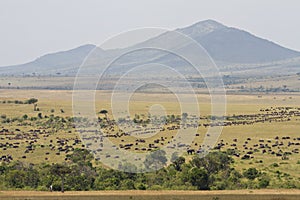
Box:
[36, 185, 49, 191]
[271, 163, 279, 167]
[258, 174, 270, 188]
[243, 168, 259, 180]
[5, 170, 26, 188]
[136, 183, 147, 190]
[149, 185, 163, 190]
[120, 179, 136, 190]
[188, 167, 209, 190]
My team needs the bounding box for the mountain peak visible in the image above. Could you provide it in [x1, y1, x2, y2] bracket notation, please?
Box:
[193, 19, 225, 28]
[177, 19, 226, 37]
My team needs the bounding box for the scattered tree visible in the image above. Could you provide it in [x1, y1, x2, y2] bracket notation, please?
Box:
[50, 163, 71, 193]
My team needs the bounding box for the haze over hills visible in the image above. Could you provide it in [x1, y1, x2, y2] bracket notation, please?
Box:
[1, 19, 300, 77]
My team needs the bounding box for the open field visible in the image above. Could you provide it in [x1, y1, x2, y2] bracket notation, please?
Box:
[0, 190, 300, 200]
[0, 89, 300, 189]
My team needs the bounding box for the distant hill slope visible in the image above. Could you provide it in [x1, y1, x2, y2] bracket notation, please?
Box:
[178, 20, 300, 63]
[1, 20, 300, 76]
[32, 44, 96, 67]
[0, 44, 96, 76]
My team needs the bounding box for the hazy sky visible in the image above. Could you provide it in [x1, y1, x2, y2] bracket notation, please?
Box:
[0, 0, 299, 66]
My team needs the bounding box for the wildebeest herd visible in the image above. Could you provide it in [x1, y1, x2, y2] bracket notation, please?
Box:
[75, 106, 300, 162]
[212, 136, 300, 161]
[0, 106, 299, 164]
[0, 127, 83, 163]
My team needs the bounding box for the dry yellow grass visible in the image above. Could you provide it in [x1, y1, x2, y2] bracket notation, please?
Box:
[0, 89, 299, 178]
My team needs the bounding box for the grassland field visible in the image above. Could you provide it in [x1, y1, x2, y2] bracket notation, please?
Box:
[0, 89, 300, 193]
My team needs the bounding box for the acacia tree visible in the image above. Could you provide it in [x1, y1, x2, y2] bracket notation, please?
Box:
[50, 163, 71, 193]
[24, 98, 39, 111]
[99, 109, 108, 120]
[188, 167, 209, 190]
[172, 156, 186, 171]
[99, 109, 108, 116]
[190, 151, 233, 175]
[26, 98, 38, 104]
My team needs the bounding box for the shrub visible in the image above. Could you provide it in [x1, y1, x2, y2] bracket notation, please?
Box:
[258, 174, 270, 188]
[271, 163, 279, 167]
[120, 179, 136, 190]
[5, 170, 26, 188]
[36, 185, 48, 191]
[25, 98, 38, 104]
[149, 185, 163, 190]
[2, 118, 10, 123]
[243, 168, 259, 180]
[14, 100, 23, 104]
[30, 117, 38, 121]
[136, 183, 147, 190]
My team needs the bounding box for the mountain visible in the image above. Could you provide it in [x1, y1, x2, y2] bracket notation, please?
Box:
[1, 20, 300, 76]
[0, 44, 97, 76]
[102, 19, 300, 76]
[185, 20, 300, 63]
[32, 44, 96, 67]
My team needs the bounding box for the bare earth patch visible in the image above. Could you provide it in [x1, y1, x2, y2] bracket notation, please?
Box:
[0, 190, 300, 200]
